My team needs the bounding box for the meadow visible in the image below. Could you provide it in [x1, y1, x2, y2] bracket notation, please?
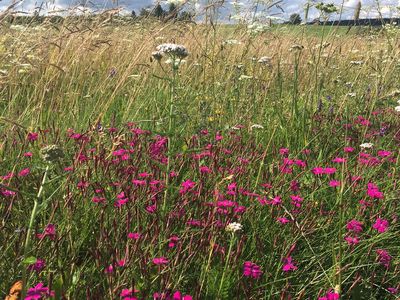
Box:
[0, 17, 399, 299]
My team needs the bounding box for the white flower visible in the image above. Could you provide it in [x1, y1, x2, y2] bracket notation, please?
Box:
[350, 60, 364, 65]
[223, 39, 241, 45]
[360, 142, 373, 149]
[258, 56, 272, 64]
[346, 93, 357, 98]
[156, 43, 188, 59]
[397, 99, 400, 105]
[165, 58, 186, 67]
[226, 222, 243, 233]
[239, 75, 253, 80]
[395, 106, 400, 112]
[250, 124, 264, 130]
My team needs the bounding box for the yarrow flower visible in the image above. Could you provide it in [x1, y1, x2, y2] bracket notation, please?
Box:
[360, 142, 373, 149]
[225, 222, 243, 233]
[155, 43, 188, 59]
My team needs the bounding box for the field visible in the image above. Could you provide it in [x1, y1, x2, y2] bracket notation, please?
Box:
[0, 18, 399, 299]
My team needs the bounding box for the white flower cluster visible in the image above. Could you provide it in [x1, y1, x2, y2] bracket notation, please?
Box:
[258, 56, 272, 65]
[226, 222, 243, 233]
[360, 142, 373, 149]
[394, 100, 400, 112]
[153, 43, 189, 60]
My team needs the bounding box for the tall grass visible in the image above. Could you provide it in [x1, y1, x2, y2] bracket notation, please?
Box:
[0, 16, 399, 299]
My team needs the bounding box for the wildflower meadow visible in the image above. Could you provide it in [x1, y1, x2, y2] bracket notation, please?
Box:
[0, 2, 400, 299]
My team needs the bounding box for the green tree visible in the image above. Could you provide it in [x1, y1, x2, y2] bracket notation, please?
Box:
[289, 13, 302, 25]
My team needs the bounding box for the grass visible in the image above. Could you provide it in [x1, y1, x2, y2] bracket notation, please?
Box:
[0, 17, 399, 299]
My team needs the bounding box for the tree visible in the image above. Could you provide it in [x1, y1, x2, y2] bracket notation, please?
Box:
[179, 11, 194, 21]
[153, 3, 165, 19]
[289, 13, 302, 25]
[168, 3, 178, 20]
[139, 7, 151, 18]
[354, 1, 361, 25]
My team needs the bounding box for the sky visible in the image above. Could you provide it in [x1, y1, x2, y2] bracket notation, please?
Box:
[1, 0, 400, 21]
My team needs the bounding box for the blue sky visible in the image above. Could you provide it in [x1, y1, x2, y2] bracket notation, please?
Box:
[1, 0, 400, 20]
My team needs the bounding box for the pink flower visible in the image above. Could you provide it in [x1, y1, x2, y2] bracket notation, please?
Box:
[199, 166, 211, 174]
[27, 132, 39, 142]
[18, 168, 30, 177]
[332, 157, 346, 163]
[329, 180, 340, 187]
[28, 259, 46, 273]
[25, 283, 54, 300]
[279, 148, 289, 156]
[277, 217, 290, 224]
[346, 220, 363, 233]
[344, 147, 354, 153]
[243, 261, 263, 279]
[168, 236, 179, 248]
[37, 224, 56, 240]
[282, 256, 297, 272]
[152, 257, 169, 265]
[290, 195, 303, 208]
[179, 179, 196, 195]
[24, 152, 33, 158]
[92, 196, 105, 203]
[128, 232, 141, 240]
[173, 291, 193, 300]
[121, 288, 139, 300]
[318, 290, 340, 300]
[104, 264, 114, 274]
[376, 249, 391, 268]
[344, 236, 359, 245]
[372, 218, 389, 233]
[367, 183, 384, 199]
[377, 150, 392, 157]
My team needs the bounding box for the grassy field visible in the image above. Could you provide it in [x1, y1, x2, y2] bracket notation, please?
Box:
[0, 18, 399, 299]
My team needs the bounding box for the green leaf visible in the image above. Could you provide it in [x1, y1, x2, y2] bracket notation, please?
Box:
[22, 256, 37, 265]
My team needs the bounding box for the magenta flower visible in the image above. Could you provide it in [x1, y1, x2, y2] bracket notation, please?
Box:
[346, 220, 363, 233]
[344, 147, 354, 153]
[18, 168, 30, 177]
[37, 224, 56, 240]
[318, 290, 340, 300]
[332, 157, 346, 163]
[282, 256, 297, 272]
[168, 236, 179, 248]
[179, 179, 196, 195]
[25, 283, 54, 300]
[290, 195, 303, 208]
[173, 291, 193, 300]
[27, 132, 39, 142]
[277, 217, 290, 224]
[376, 249, 391, 268]
[128, 232, 141, 240]
[152, 257, 169, 265]
[372, 218, 389, 233]
[104, 264, 114, 274]
[329, 180, 340, 187]
[243, 261, 263, 279]
[28, 259, 46, 273]
[377, 150, 392, 157]
[367, 183, 384, 199]
[24, 152, 33, 157]
[344, 236, 359, 246]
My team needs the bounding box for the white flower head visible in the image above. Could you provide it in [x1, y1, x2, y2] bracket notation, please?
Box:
[250, 124, 264, 130]
[258, 56, 272, 64]
[156, 43, 189, 59]
[395, 106, 400, 112]
[223, 39, 241, 45]
[226, 222, 243, 233]
[397, 99, 400, 105]
[360, 142, 373, 149]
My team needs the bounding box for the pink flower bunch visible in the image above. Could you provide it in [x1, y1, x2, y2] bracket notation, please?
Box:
[28, 259, 46, 273]
[282, 256, 297, 272]
[153, 257, 169, 265]
[367, 183, 384, 199]
[25, 283, 54, 300]
[36, 224, 56, 240]
[243, 261, 263, 279]
[376, 249, 391, 268]
[372, 218, 389, 233]
[120, 288, 139, 300]
[318, 290, 340, 300]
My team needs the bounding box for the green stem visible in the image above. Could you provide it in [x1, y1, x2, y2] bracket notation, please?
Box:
[218, 233, 235, 298]
[21, 165, 49, 298]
